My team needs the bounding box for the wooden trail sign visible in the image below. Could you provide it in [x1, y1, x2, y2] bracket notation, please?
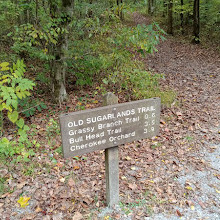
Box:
[59, 94, 160, 207]
[59, 97, 161, 158]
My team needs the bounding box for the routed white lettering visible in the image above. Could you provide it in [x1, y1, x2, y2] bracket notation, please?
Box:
[98, 120, 122, 130]
[69, 138, 74, 144]
[68, 122, 73, 127]
[116, 109, 135, 118]
[70, 139, 107, 151]
[109, 131, 135, 142]
[69, 127, 95, 136]
[86, 131, 104, 140]
[138, 106, 155, 113]
[68, 120, 83, 127]
[86, 113, 115, 124]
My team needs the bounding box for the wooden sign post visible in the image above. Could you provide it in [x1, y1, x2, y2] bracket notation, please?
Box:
[59, 93, 161, 207]
[103, 93, 119, 207]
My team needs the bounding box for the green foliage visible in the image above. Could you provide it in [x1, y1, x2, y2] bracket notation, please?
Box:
[46, 118, 60, 139]
[0, 0, 20, 37]
[36, 71, 50, 84]
[67, 8, 169, 103]
[10, 22, 62, 60]
[200, 0, 220, 43]
[3, 0, 176, 106]
[0, 60, 35, 117]
[0, 60, 36, 161]
[112, 23, 166, 54]
[130, 0, 219, 44]
[105, 69, 161, 95]
[46, 118, 61, 151]
[68, 7, 172, 103]
[19, 98, 47, 117]
[0, 176, 9, 195]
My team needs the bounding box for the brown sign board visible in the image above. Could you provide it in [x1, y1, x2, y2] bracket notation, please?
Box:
[59, 98, 161, 158]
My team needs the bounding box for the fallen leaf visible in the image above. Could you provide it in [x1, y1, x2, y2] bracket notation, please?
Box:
[176, 210, 183, 217]
[23, 213, 36, 219]
[191, 205, 195, 210]
[148, 180, 154, 183]
[185, 186, 193, 190]
[17, 196, 30, 208]
[169, 199, 177, 204]
[164, 127, 170, 132]
[68, 178, 75, 187]
[185, 200, 194, 207]
[74, 166, 80, 170]
[125, 156, 132, 160]
[176, 112, 182, 116]
[160, 119, 166, 125]
[128, 183, 137, 190]
[198, 201, 206, 209]
[1, 192, 10, 198]
[189, 126, 194, 131]
[57, 162, 63, 168]
[53, 213, 63, 220]
[72, 211, 83, 220]
[17, 181, 27, 190]
[43, 215, 50, 220]
[83, 197, 93, 205]
[59, 177, 65, 183]
[35, 206, 42, 213]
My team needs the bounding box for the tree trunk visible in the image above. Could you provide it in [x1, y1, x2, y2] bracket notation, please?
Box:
[186, 0, 193, 25]
[35, 0, 39, 25]
[167, 0, 173, 35]
[116, 0, 120, 17]
[148, 0, 154, 16]
[180, 0, 184, 35]
[23, 0, 30, 24]
[116, 0, 123, 20]
[192, 0, 200, 43]
[120, 0, 123, 20]
[51, 41, 68, 103]
[162, 0, 167, 17]
[204, 0, 208, 20]
[50, 0, 74, 103]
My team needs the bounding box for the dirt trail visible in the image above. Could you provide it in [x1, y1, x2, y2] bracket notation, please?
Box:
[133, 12, 220, 134]
[132, 12, 220, 220]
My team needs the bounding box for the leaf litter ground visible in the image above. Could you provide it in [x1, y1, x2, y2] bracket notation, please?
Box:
[0, 14, 220, 220]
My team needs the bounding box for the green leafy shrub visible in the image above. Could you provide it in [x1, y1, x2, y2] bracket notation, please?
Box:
[111, 23, 166, 54]
[46, 118, 60, 139]
[0, 60, 36, 161]
[0, 0, 19, 38]
[10, 22, 60, 61]
[0, 60, 35, 121]
[19, 97, 47, 117]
